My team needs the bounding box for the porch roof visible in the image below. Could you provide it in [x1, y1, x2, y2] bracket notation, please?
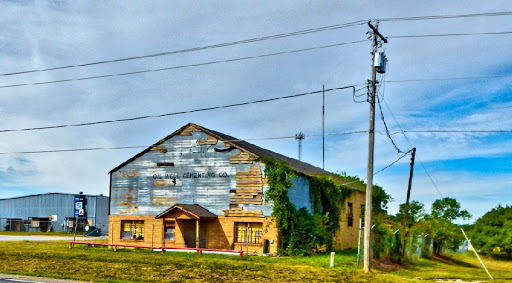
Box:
[155, 204, 218, 219]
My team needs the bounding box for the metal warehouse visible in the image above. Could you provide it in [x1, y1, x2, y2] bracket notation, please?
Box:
[109, 123, 365, 254]
[0, 192, 109, 234]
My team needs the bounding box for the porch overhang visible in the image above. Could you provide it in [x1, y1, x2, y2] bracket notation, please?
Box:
[155, 203, 218, 220]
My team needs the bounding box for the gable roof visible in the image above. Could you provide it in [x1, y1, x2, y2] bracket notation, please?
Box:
[155, 204, 217, 219]
[109, 123, 359, 189]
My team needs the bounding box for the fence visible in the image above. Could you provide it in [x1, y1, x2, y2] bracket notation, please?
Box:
[0, 217, 101, 235]
[69, 241, 245, 257]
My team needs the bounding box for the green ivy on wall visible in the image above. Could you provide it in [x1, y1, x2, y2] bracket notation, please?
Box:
[261, 157, 357, 255]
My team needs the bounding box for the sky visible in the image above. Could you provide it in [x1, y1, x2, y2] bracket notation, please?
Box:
[0, 1, 511, 224]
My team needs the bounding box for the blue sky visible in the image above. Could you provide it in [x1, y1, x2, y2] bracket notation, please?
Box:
[0, 1, 511, 223]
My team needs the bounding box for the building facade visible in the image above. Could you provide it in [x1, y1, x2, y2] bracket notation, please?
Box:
[109, 123, 364, 253]
[0, 193, 109, 233]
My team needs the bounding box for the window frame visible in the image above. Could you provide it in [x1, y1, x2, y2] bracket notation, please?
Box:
[234, 222, 263, 244]
[347, 202, 354, 227]
[164, 220, 176, 241]
[121, 220, 145, 240]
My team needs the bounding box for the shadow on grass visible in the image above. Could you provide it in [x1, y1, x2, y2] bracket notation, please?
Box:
[432, 254, 479, 268]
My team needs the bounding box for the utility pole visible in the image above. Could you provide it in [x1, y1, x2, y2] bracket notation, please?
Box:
[322, 85, 325, 169]
[364, 21, 387, 273]
[295, 132, 305, 161]
[400, 147, 416, 259]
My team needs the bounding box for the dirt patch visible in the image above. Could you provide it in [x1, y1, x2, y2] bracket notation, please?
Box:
[372, 259, 408, 272]
[433, 255, 478, 268]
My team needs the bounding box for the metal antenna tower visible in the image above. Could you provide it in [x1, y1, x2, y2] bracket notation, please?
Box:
[295, 132, 305, 161]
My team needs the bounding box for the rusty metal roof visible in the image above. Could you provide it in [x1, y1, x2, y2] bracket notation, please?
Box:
[109, 123, 358, 189]
[155, 203, 218, 219]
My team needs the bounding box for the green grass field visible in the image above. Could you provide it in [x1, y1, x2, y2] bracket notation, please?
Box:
[0, 240, 511, 282]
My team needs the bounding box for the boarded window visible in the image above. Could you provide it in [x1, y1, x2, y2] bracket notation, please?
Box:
[347, 202, 354, 227]
[121, 220, 144, 240]
[234, 222, 262, 244]
[164, 220, 176, 241]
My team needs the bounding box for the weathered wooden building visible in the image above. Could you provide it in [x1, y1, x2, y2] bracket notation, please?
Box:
[109, 123, 365, 253]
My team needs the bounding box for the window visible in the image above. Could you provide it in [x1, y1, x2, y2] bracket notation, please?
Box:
[121, 220, 144, 240]
[164, 220, 175, 241]
[234, 222, 262, 244]
[360, 204, 365, 227]
[347, 202, 354, 227]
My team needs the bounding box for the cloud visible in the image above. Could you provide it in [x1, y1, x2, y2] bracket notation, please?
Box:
[0, 1, 511, 222]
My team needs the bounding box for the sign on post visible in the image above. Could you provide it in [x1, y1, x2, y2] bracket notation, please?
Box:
[74, 195, 86, 217]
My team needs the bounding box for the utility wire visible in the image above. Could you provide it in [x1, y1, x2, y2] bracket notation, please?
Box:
[0, 40, 367, 90]
[376, 93, 404, 153]
[339, 149, 413, 188]
[386, 73, 512, 83]
[0, 146, 148, 155]
[2, 31, 512, 89]
[376, 11, 512, 22]
[3, 11, 511, 77]
[0, 86, 356, 134]
[0, 130, 370, 155]
[373, 150, 412, 176]
[0, 21, 365, 77]
[389, 31, 512, 39]
[1, 127, 509, 156]
[382, 99, 443, 197]
[392, 129, 512, 134]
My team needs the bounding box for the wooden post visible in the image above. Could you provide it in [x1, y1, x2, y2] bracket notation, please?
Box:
[401, 148, 416, 260]
[196, 219, 199, 248]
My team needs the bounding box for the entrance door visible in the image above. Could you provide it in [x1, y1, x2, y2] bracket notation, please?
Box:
[180, 219, 207, 248]
[182, 220, 197, 248]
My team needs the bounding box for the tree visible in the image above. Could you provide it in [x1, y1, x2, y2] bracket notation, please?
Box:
[429, 197, 471, 255]
[373, 184, 392, 215]
[431, 197, 471, 221]
[396, 200, 426, 227]
[470, 205, 512, 255]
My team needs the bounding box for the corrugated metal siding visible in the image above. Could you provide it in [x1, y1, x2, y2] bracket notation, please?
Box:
[95, 196, 110, 232]
[110, 129, 274, 217]
[288, 176, 313, 213]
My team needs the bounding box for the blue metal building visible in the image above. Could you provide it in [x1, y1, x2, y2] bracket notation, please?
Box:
[0, 192, 109, 234]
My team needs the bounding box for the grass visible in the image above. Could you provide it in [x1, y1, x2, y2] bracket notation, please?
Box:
[0, 231, 74, 236]
[0, 240, 511, 282]
[393, 252, 512, 282]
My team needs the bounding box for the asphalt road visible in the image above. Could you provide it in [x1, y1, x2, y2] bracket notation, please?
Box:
[0, 235, 107, 241]
[0, 275, 84, 283]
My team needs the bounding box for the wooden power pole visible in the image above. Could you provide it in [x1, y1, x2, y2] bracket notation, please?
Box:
[400, 147, 416, 259]
[364, 21, 387, 273]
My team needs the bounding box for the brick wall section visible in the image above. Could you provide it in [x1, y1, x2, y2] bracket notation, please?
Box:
[109, 215, 279, 254]
[333, 191, 366, 250]
[109, 215, 164, 246]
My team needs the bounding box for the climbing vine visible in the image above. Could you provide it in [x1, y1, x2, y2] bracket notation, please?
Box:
[261, 157, 357, 255]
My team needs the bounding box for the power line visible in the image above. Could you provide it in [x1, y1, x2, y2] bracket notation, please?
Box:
[0, 145, 148, 155]
[389, 31, 512, 39]
[0, 21, 365, 77]
[2, 11, 511, 78]
[0, 40, 367, 90]
[376, 93, 404, 153]
[376, 11, 512, 22]
[0, 86, 356, 134]
[381, 99, 443, 197]
[0, 130, 370, 155]
[373, 149, 412, 176]
[392, 129, 512, 134]
[386, 73, 512, 83]
[17, 127, 493, 156]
